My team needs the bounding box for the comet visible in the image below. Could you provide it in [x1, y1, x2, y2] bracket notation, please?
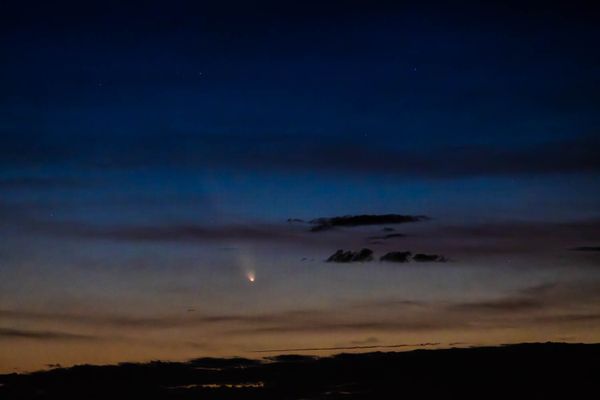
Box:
[247, 271, 256, 283]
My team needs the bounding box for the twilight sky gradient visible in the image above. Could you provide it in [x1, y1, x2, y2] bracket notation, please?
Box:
[1, 0, 600, 372]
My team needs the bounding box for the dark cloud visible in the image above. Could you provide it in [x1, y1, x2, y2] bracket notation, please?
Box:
[367, 233, 406, 241]
[326, 248, 374, 263]
[253, 342, 438, 353]
[412, 253, 448, 262]
[310, 214, 428, 232]
[0, 327, 96, 341]
[571, 246, 600, 252]
[232, 320, 452, 335]
[380, 251, 412, 263]
[1, 306, 451, 337]
[5, 198, 600, 262]
[379, 252, 448, 263]
[532, 313, 600, 323]
[0, 308, 326, 331]
[450, 298, 542, 312]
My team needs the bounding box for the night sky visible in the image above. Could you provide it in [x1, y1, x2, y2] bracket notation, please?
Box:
[1, 1, 600, 372]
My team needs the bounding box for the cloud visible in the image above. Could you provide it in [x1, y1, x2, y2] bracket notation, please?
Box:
[326, 248, 374, 263]
[309, 214, 428, 232]
[66, 223, 299, 243]
[351, 299, 426, 309]
[447, 281, 600, 315]
[367, 233, 406, 241]
[0, 305, 452, 338]
[380, 251, 412, 263]
[6, 215, 330, 247]
[2, 281, 599, 343]
[252, 342, 438, 353]
[379, 252, 449, 263]
[350, 336, 380, 345]
[0, 327, 96, 341]
[426, 218, 600, 258]
[532, 313, 600, 323]
[0, 308, 327, 331]
[2, 133, 600, 178]
[6, 197, 600, 264]
[441, 219, 600, 241]
[259, 281, 600, 336]
[449, 298, 542, 312]
[412, 253, 448, 262]
[227, 319, 455, 335]
[571, 246, 600, 252]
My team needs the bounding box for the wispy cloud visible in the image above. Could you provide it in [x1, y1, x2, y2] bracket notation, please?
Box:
[251, 342, 439, 353]
[0, 327, 97, 341]
[2, 281, 599, 342]
[571, 246, 600, 252]
[449, 298, 542, 312]
[3, 133, 600, 178]
[309, 214, 428, 232]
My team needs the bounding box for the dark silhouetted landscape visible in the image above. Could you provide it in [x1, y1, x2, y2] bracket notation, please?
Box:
[1, 343, 598, 399]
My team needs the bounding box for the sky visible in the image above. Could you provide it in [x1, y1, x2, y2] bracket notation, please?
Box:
[1, 0, 600, 372]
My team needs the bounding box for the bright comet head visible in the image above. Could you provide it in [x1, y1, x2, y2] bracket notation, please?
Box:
[247, 271, 256, 283]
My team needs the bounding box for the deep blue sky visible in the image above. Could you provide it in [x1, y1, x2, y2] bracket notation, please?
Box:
[1, 1, 600, 371]
[2, 1, 600, 222]
[2, 1, 599, 168]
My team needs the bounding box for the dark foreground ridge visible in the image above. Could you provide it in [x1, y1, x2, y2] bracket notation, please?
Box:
[1, 343, 598, 399]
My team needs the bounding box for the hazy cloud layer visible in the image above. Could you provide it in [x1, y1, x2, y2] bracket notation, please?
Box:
[2, 282, 598, 342]
[2, 134, 600, 178]
[3, 199, 600, 266]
